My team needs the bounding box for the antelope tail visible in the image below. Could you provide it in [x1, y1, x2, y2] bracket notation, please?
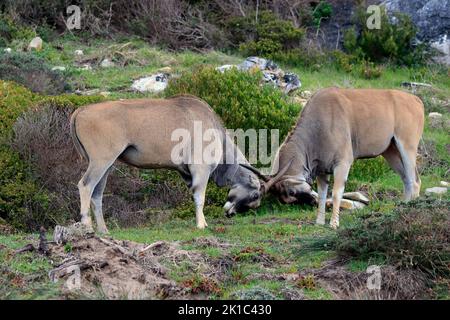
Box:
[70, 108, 89, 162]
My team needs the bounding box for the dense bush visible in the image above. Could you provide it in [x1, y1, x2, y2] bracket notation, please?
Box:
[0, 52, 69, 94]
[231, 10, 305, 58]
[343, 7, 430, 66]
[0, 81, 104, 230]
[165, 66, 300, 139]
[312, 0, 333, 28]
[271, 46, 327, 70]
[336, 198, 450, 278]
[0, 15, 36, 46]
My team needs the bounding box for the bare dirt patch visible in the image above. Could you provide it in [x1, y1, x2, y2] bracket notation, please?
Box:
[14, 228, 236, 299]
[298, 260, 430, 300]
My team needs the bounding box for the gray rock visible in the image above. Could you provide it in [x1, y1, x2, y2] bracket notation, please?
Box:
[100, 58, 115, 68]
[383, 0, 450, 64]
[131, 73, 169, 93]
[425, 186, 447, 195]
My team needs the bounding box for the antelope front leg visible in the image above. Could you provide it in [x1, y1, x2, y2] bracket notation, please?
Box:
[316, 175, 329, 225]
[190, 166, 209, 229]
[330, 163, 351, 229]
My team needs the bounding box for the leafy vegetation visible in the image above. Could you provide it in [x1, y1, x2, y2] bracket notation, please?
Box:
[0, 51, 69, 94]
[336, 198, 450, 278]
[165, 66, 300, 139]
[343, 7, 430, 66]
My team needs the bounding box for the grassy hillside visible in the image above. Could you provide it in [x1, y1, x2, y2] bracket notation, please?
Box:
[0, 37, 449, 300]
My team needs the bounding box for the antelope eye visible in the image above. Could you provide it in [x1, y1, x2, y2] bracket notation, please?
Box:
[251, 192, 259, 200]
[289, 189, 295, 196]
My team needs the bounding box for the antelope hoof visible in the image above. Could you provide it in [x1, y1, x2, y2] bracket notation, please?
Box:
[97, 226, 109, 235]
[316, 217, 325, 225]
[197, 221, 208, 229]
[330, 220, 339, 230]
[81, 217, 94, 232]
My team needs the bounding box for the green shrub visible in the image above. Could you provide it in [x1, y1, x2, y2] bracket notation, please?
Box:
[343, 7, 430, 66]
[312, 1, 333, 28]
[336, 198, 450, 278]
[0, 81, 40, 138]
[349, 157, 391, 183]
[331, 50, 356, 73]
[358, 60, 383, 79]
[0, 15, 36, 46]
[165, 66, 300, 140]
[0, 52, 69, 94]
[227, 10, 304, 58]
[271, 47, 327, 69]
[0, 80, 107, 231]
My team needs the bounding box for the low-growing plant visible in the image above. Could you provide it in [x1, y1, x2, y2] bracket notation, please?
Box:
[0, 15, 36, 46]
[0, 51, 69, 94]
[335, 198, 450, 278]
[312, 1, 333, 28]
[358, 60, 383, 79]
[343, 7, 431, 66]
[228, 10, 304, 58]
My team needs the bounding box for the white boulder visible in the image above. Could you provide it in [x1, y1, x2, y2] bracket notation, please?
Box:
[425, 187, 447, 195]
[74, 49, 84, 56]
[131, 73, 169, 93]
[3, 48, 12, 53]
[342, 192, 370, 205]
[28, 37, 43, 51]
[100, 58, 115, 68]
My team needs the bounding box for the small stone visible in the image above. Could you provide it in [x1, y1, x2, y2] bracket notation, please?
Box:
[3, 48, 12, 53]
[28, 37, 43, 51]
[428, 112, 442, 118]
[74, 49, 84, 56]
[342, 192, 369, 204]
[440, 181, 449, 187]
[425, 187, 447, 195]
[216, 65, 236, 73]
[300, 90, 312, 99]
[51, 66, 66, 71]
[100, 58, 115, 68]
[79, 64, 92, 71]
[100, 91, 111, 97]
[326, 198, 366, 210]
[158, 66, 173, 74]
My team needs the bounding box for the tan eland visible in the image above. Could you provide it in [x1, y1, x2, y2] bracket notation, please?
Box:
[242, 87, 425, 229]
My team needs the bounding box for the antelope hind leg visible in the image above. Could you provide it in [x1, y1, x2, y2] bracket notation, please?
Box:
[90, 169, 111, 234]
[330, 162, 351, 229]
[316, 174, 329, 225]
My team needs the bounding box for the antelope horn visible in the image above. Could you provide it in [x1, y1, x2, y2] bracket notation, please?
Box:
[239, 163, 270, 182]
[261, 158, 293, 194]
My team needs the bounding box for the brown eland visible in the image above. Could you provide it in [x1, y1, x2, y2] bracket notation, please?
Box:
[242, 87, 424, 229]
[70, 95, 286, 233]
